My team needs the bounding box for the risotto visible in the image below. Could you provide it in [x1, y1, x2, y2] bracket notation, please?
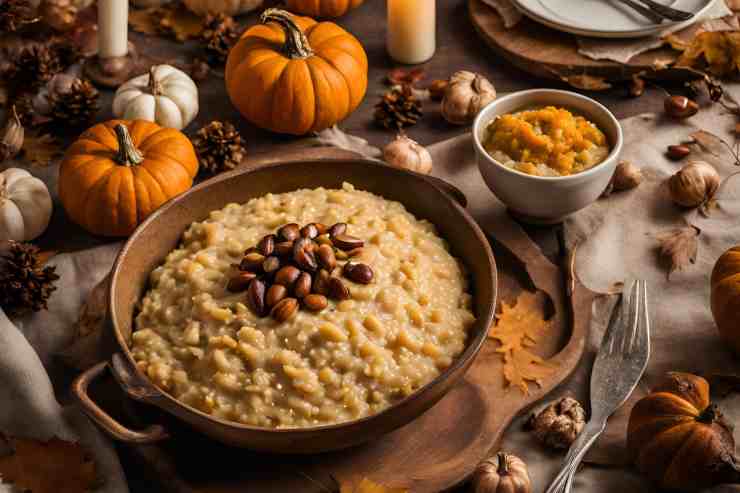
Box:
[131, 183, 475, 428]
[483, 106, 610, 177]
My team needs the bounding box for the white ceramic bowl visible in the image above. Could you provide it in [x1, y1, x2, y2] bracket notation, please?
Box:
[473, 89, 623, 224]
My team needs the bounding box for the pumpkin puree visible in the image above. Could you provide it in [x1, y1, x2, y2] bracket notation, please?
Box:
[484, 106, 609, 176]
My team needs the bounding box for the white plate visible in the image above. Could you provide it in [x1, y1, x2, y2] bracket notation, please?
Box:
[512, 0, 715, 38]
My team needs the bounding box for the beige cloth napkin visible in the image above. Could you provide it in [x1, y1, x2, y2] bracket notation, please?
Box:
[482, 0, 733, 64]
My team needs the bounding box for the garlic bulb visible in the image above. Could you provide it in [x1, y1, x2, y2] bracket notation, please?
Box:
[668, 161, 720, 208]
[0, 106, 24, 162]
[383, 134, 433, 175]
[611, 161, 642, 191]
[441, 71, 496, 125]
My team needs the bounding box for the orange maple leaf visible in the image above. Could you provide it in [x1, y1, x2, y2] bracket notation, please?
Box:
[676, 31, 740, 78]
[488, 290, 557, 394]
[0, 435, 98, 493]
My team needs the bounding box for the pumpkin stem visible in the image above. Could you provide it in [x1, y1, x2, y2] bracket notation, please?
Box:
[114, 124, 144, 167]
[497, 452, 510, 476]
[698, 404, 721, 424]
[148, 66, 163, 96]
[260, 8, 314, 60]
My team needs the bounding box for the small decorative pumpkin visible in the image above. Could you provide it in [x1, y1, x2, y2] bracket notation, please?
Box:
[284, 0, 363, 18]
[225, 8, 368, 135]
[0, 168, 52, 242]
[471, 452, 531, 493]
[58, 120, 198, 237]
[712, 246, 740, 353]
[113, 65, 199, 131]
[627, 372, 740, 492]
[183, 0, 263, 16]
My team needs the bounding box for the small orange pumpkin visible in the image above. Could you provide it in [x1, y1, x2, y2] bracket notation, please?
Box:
[225, 8, 368, 135]
[59, 120, 198, 237]
[627, 372, 740, 492]
[285, 0, 363, 18]
[711, 246, 740, 353]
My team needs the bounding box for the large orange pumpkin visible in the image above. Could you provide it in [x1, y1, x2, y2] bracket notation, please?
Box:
[627, 372, 740, 492]
[711, 246, 740, 353]
[285, 0, 364, 18]
[225, 8, 368, 135]
[59, 120, 198, 237]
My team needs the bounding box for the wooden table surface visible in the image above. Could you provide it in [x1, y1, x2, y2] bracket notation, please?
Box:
[94, 1, 666, 489]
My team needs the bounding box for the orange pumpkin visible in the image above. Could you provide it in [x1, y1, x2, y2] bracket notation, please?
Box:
[627, 372, 740, 492]
[711, 246, 740, 353]
[225, 8, 368, 135]
[285, 0, 363, 18]
[59, 120, 198, 237]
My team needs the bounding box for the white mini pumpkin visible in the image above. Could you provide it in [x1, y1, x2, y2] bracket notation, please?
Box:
[0, 168, 53, 242]
[183, 0, 263, 16]
[113, 65, 199, 130]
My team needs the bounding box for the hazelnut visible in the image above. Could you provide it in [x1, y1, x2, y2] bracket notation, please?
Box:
[328, 277, 351, 300]
[265, 284, 287, 308]
[262, 256, 280, 274]
[275, 241, 294, 257]
[293, 272, 312, 298]
[246, 279, 266, 316]
[332, 234, 364, 251]
[226, 271, 256, 292]
[240, 252, 265, 272]
[278, 223, 300, 241]
[300, 223, 319, 239]
[343, 262, 374, 284]
[257, 234, 276, 256]
[293, 238, 318, 271]
[664, 95, 699, 119]
[274, 265, 301, 287]
[667, 144, 691, 161]
[303, 294, 328, 312]
[329, 222, 347, 238]
[317, 244, 337, 270]
[271, 298, 298, 323]
[313, 269, 331, 295]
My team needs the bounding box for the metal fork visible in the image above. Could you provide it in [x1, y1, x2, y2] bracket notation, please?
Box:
[613, 0, 694, 22]
[545, 280, 650, 493]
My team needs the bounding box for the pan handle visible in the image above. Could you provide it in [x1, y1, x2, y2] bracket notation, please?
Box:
[72, 361, 169, 444]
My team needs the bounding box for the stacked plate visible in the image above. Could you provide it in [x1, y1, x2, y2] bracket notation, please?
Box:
[511, 0, 716, 38]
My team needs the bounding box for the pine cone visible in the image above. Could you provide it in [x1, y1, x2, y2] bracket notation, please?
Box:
[0, 242, 59, 317]
[47, 78, 100, 127]
[0, 0, 39, 32]
[13, 39, 79, 88]
[192, 121, 247, 175]
[201, 14, 240, 64]
[374, 85, 423, 130]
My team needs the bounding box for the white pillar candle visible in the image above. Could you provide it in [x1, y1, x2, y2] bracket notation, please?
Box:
[98, 0, 128, 58]
[387, 0, 436, 65]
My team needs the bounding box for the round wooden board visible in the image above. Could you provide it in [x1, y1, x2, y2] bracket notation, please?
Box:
[468, 0, 690, 85]
[106, 147, 599, 493]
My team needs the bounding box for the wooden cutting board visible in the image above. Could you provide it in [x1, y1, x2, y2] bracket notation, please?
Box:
[111, 146, 599, 493]
[468, 0, 699, 86]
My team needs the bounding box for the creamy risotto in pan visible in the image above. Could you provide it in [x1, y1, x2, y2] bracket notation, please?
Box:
[131, 183, 475, 428]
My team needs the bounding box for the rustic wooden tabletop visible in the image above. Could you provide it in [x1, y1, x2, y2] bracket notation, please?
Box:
[81, 1, 669, 490]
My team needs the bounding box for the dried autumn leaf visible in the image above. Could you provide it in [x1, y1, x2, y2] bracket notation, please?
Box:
[676, 31, 740, 78]
[339, 477, 409, 493]
[0, 435, 98, 493]
[21, 130, 63, 166]
[57, 274, 110, 370]
[312, 125, 382, 158]
[555, 73, 612, 91]
[128, 6, 159, 35]
[655, 225, 700, 279]
[129, 4, 202, 41]
[159, 4, 203, 41]
[387, 67, 425, 87]
[489, 290, 557, 394]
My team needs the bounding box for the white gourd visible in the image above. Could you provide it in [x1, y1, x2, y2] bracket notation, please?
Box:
[0, 168, 53, 242]
[183, 0, 263, 16]
[113, 65, 199, 130]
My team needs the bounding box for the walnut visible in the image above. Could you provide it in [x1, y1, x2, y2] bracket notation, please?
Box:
[526, 397, 585, 449]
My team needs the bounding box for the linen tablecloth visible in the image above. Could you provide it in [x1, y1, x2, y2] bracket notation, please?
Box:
[5, 85, 740, 491]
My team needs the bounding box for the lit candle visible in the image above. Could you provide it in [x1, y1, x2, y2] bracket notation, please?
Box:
[387, 0, 436, 65]
[98, 0, 128, 59]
